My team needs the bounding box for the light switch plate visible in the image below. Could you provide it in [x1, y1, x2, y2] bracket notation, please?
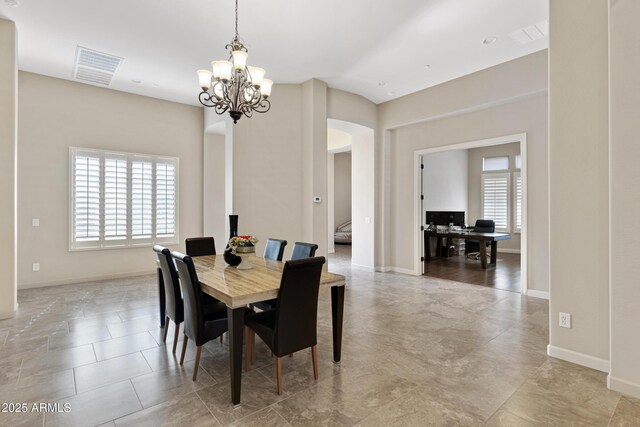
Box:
[32, 263, 40, 272]
[32, 218, 40, 227]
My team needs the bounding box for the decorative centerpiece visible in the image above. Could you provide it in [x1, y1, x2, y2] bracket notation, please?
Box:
[229, 235, 258, 270]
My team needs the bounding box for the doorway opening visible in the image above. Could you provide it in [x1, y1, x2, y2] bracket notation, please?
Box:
[327, 119, 374, 271]
[414, 133, 528, 294]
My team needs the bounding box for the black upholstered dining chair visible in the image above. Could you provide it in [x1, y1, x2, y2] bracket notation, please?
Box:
[466, 219, 495, 260]
[185, 237, 216, 257]
[290, 242, 318, 260]
[245, 256, 326, 395]
[154, 245, 223, 353]
[264, 238, 287, 262]
[252, 239, 288, 312]
[172, 251, 229, 381]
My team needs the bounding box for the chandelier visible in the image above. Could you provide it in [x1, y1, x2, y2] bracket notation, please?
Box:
[197, 0, 272, 124]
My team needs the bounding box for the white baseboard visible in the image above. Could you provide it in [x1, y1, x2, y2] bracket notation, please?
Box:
[327, 249, 335, 254]
[547, 344, 610, 373]
[18, 270, 156, 290]
[374, 265, 420, 275]
[525, 289, 549, 300]
[350, 263, 375, 272]
[498, 248, 521, 254]
[608, 375, 640, 399]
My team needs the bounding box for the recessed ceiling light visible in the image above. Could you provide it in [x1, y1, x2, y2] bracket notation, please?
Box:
[378, 82, 386, 87]
[131, 79, 142, 84]
[483, 36, 498, 45]
[387, 91, 396, 97]
[423, 65, 431, 70]
[4, 0, 21, 7]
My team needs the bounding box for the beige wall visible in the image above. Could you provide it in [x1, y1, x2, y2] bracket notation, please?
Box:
[378, 51, 548, 290]
[203, 132, 226, 247]
[17, 72, 204, 287]
[376, 50, 548, 272]
[0, 19, 18, 317]
[548, 0, 610, 366]
[467, 142, 521, 252]
[232, 84, 304, 259]
[334, 152, 352, 228]
[609, 0, 640, 397]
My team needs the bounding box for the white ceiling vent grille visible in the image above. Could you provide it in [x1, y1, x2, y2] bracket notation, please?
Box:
[73, 47, 123, 86]
[509, 20, 549, 45]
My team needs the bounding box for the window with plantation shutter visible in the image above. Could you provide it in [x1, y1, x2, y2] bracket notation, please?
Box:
[514, 172, 522, 231]
[481, 172, 509, 232]
[70, 148, 179, 250]
[155, 162, 176, 237]
[73, 154, 101, 242]
[104, 157, 128, 240]
[131, 160, 153, 239]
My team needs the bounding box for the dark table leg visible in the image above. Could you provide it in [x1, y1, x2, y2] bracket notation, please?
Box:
[331, 285, 345, 363]
[228, 306, 245, 406]
[490, 241, 498, 265]
[157, 268, 165, 328]
[480, 241, 488, 269]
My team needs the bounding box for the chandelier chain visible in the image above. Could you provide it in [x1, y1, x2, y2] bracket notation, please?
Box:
[235, 0, 239, 38]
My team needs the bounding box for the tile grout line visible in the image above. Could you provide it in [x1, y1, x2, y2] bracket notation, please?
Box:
[605, 394, 623, 426]
[194, 389, 225, 426]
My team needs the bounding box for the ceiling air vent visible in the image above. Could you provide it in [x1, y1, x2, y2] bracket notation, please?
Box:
[73, 46, 123, 86]
[509, 20, 549, 45]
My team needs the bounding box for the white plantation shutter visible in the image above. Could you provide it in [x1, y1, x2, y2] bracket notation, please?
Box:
[482, 173, 509, 231]
[73, 154, 101, 242]
[131, 160, 153, 239]
[104, 156, 128, 241]
[514, 172, 522, 231]
[155, 161, 176, 237]
[70, 148, 178, 249]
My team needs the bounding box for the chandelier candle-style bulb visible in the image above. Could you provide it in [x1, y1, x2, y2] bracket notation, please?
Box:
[196, 0, 272, 124]
[197, 69, 213, 90]
[261, 79, 273, 98]
[212, 61, 233, 81]
[231, 50, 248, 71]
[247, 66, 265, 88]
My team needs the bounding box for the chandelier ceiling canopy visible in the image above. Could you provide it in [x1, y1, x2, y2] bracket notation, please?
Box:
[196, 0, 272, 124]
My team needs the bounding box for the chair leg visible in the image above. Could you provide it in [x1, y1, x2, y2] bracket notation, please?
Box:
[220, 333, 224, 344]
[276, 357, 283, 395]
[172, 322, 180, 354]
[193, 345, 203, 381]
[289, 353, 293, 358]
[311, 345, 318, 380]
[245, 328, 255, 371]
[180, 334, 188, 365]
[162, 316, 170, 342]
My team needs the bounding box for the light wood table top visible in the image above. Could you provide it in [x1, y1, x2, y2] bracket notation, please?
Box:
[192, 255, 346, 309]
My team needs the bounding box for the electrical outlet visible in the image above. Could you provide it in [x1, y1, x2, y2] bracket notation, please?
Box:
[32, 263, 40, 272]
[559, 312, 571, 328]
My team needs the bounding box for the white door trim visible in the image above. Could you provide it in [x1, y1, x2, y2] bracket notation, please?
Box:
[413, 133, 529, 295]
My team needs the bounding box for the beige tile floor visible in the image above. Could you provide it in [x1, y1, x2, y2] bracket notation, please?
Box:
[0, 247, 637, 426]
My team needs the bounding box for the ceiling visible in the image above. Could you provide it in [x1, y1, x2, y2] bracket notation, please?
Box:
[0, 0, 548, 106]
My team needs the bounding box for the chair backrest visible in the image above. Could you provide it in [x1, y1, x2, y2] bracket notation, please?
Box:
[185, 237, 216, 257]
[290, 242, 318, 260]
[474, 219, 495, 233]
[171, 251, 205, 344]
[264, 238, 287, 261]
[153, 245, 183, 323]
[274, 256, 326, 356]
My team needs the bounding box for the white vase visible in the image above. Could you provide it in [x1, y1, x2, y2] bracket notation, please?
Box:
[236, 253, 253, 270]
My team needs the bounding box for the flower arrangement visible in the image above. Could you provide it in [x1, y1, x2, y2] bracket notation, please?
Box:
[229, 235, 258, 247]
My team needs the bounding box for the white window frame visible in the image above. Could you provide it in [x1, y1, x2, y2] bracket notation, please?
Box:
[481, 172, 510, 232]
[69, 147, 179, 251]
[513, 171, 522, 234]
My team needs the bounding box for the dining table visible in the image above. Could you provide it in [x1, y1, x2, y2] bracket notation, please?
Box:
[189, 254, 346, 406]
